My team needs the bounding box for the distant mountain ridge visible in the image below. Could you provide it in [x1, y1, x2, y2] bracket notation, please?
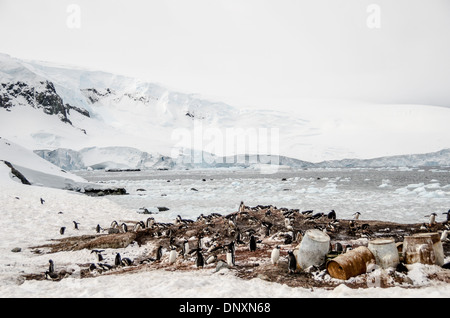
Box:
[1, 52, 450, 163]
[34, 146, 450, 171]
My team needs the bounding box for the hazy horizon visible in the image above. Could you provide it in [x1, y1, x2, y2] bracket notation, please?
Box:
[1, 0, 450, 111]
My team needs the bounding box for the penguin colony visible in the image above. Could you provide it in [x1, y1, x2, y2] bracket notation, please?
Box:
[36, 200, 450, 287]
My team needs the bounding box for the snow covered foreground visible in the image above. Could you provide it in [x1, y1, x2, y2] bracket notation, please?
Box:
[0, 165, 449, 298]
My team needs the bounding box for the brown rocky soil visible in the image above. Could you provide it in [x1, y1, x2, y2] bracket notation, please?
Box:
[27, 205, 450, 288]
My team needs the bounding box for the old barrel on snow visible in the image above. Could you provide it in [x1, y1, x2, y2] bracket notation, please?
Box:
[326, 246, 375, 280]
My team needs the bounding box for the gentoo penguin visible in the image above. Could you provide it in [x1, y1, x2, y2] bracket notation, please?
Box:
[261, 221, 272, 237]
[441, 230, 449, 242]
[353, 212, 361, 220]
[120, 223, 128, 233]
[111, 220, 119, 229]
[168, 246, 177, 264]
[48, 259, 55, 273]
[73, 221, 80, 230]
[226, 246, 235, 267]
[121, 257, 133, 266]
[287, 250, 297, 274]
[227, 214, 237, 228]
[427, 213, 437, 226]
[156, 245, 163, 261]
[196, 249, 204, 268]
[146, 217, 155, 228]
[91, 249, 104, 262]
[271, 246, 280, 266]
[443, 210, 450, 224]
[60, 227, 66, 235]
[96, 224, 102, 233]
[40, 198, 45, 204]
[239, 201, 246, 212]
[327, 210, 336, 220]
[249, 235, 257, 252]
[334, 242, 343, 253]
[284, 216, 292, 229]
[115, 253, 122, 266]
[182, 239, 190, 257]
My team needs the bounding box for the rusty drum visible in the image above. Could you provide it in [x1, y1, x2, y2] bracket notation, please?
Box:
[326, 246, 376, 280]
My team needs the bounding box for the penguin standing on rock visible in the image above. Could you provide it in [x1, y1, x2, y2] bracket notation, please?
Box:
[115, 253, 122, 266]
[353, 212, 361, 220]
[426, 213, 437, 226]
[226, 245, 235, 267]
[168, 246, 177, 264]
[45, 259, 58, 280]
[249, 235, 257, 252]
[271, 246, 280, 266]
[443, 210, 450, 224]
[287, 251, 297, 274]
[48, 259, 55, 273]
[156, 245, 163, 261]
[96, 224, 102, 233]
[196, 249, 204, 268]
[327, 210, 336, 220]
[91, 250, 104, 262]
[182, 239, 190, 257]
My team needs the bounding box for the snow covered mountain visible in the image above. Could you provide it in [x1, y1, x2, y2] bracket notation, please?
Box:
[1, 52, 450, 167]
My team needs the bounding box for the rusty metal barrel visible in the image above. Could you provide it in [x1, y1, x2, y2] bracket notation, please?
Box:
[326, 246, 376, 280]
[402, 235, 436, 265]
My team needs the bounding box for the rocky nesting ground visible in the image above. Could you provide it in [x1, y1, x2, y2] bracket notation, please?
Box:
[27, 204, 450, 289]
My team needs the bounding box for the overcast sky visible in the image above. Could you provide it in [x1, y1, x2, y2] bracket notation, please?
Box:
[1, 0, 450, 110]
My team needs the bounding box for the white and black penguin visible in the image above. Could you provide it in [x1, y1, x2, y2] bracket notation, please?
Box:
[146, 217, 155, 228]
[196, 249, 205, 268]
[182, 239, 190, 257]
[45, 259, 58, 280]
[120, 223, 128, 233]
[91, 249, 104, 262]
[168, 246, 178, 264]
[249, 235, 257, 252]
[287, 250, 297, 274]
[334, 242, 343, 253]
[239, 201, 246, 213]
[156, 245, 163, 261]
[353, 212, 361, 220]
[226, 245, 235, 267]
[427, 213, 437, 226]
[441, 229, 449, 242]
[73, 221, 80, 230]
[115, 253, 122, 266]
[48, 259, 55, 273]
[121, 257, 133, 266]
[443, 210, 450, 223]
[327, 210, 336, 220]
[271, 246, 280, 266]
[111, 220, 119, 229]
[40, 198, 45, 205]
[96, 224, 102, 233]
[60, 227, 66, 235]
